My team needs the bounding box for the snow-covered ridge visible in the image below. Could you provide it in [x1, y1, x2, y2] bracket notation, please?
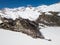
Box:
[0, 3, 60, 21]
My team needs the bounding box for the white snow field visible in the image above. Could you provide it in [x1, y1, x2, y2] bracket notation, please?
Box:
[0, 27, 60, 45]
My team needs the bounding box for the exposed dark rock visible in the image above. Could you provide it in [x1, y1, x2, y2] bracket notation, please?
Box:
[36, 12, 60, 26]
[0, 17, 50, 41]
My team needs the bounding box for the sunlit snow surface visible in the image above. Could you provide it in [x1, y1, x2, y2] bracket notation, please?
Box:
[0, 27, 60, 45]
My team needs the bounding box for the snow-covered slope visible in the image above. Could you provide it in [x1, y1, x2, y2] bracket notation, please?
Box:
[0, 7, 40, 21]
[37, 3, 60, 12]
[0, 27, 60, 45]
[0, 3, 60, 21]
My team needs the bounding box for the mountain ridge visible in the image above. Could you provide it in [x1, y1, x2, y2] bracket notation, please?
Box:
[0, 3, 60, 21]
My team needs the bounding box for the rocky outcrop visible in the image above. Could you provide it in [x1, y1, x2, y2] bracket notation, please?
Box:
[0, 17, 51, 41]
[36, 11, 60, 26]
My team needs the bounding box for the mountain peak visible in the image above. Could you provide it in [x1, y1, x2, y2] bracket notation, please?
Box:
[0, 3, 60, 21]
